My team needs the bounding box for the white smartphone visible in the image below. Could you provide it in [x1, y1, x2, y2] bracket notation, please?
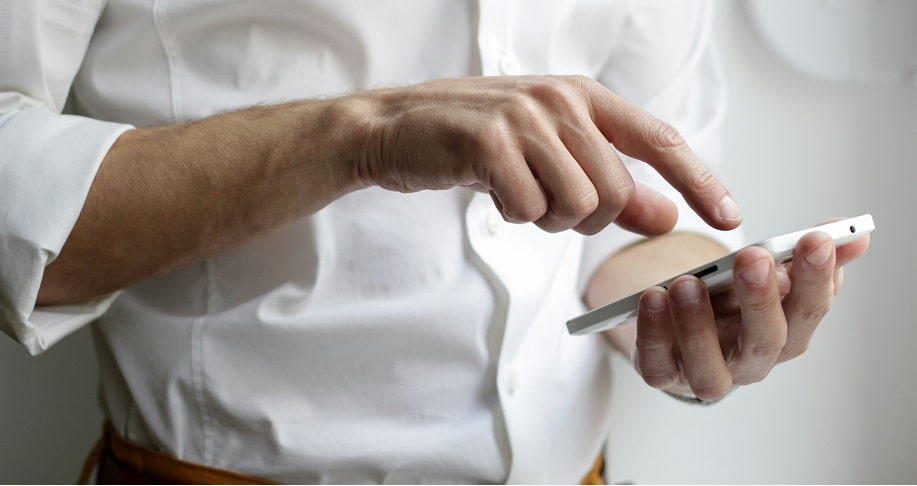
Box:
[566, 214, 875, 336]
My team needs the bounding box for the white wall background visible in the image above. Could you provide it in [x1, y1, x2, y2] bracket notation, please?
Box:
[606, 1, 917, 484]
[1, 1, 915, 483]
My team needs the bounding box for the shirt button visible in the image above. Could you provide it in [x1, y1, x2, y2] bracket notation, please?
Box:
[499, 53, 521, 75]
[507, 368, 521, 395]
[485, 211, 502, 236]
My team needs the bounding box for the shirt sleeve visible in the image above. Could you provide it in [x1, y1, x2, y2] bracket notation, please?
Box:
[577, 0, 745, 295]
[0, 0, 134, 355]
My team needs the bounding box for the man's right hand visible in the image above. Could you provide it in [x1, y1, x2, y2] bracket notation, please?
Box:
[351, 75, 742, 236]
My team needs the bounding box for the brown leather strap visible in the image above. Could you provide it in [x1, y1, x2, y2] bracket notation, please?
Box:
[81, 420, 605, 484]
[581, 453, 607, 485]
[80, 421, 274, 484]
[78, 436, 105, 484]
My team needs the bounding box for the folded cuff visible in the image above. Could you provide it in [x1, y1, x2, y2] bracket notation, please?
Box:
[0, 107, 133, 354]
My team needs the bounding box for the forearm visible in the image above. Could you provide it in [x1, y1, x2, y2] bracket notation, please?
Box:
[586, 232, 730, 357]
[37, 74, 742, 307]
[37, 99, 368, 305]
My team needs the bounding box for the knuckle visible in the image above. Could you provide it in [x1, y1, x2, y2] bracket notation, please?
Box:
[573, 218, 606, 236]
[747, 340, 785, 360]
[505, 200, 546, 224]
[635, 335, 672, 355]
[604, 177, 635, 211]
[635, 356, 679, 390]
[534, 218, 562, 233]
[733, 370, 768, 386]
[572, 181, 632, 235]
[556, 189, 599, 220]
[780, 340, 810, 361]
[676, 325, 711, 349]
[644, 118, 685, 149]
[743, 295, 779, 317]
[505, 91, 542, 121]
[534, 217, 567, 234]
[570, 74, 598, 88]
[525, 77, 584, 113]
[642, 371, 678, 390]
[797, 300, 832, 324]
[565, 74, 602, 102]
[686, 167, 719, 197]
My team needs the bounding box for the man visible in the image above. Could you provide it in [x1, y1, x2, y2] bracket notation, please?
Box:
[0, 0, 868, 483]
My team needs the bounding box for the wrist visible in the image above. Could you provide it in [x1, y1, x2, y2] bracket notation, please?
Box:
[339, 86, 416, 193]
[285, 97, 375, 198]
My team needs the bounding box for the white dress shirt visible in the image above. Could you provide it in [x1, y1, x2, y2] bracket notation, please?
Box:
[0, 0, 742, 483]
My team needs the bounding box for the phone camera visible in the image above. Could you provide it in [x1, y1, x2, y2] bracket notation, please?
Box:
[849, 225, 856, 233]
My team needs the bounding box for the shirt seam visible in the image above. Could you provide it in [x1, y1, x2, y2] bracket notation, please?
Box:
[191, 316, 215, 465]
[152, 0, 183, 122]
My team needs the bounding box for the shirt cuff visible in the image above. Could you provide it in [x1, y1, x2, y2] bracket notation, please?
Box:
[0, 107, 134, 355]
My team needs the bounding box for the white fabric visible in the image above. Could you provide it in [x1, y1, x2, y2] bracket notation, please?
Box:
[0, 0, 743, 483]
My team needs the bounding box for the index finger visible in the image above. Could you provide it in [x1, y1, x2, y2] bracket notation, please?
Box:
[583, 80, 742, 231]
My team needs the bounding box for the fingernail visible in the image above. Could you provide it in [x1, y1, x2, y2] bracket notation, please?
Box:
[717, 194, 743, 223]
[804, 241, 833, 267]
[739, 258, 770, 286]
[670, 278, 702, 304]
[643, 289, 667, 312]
